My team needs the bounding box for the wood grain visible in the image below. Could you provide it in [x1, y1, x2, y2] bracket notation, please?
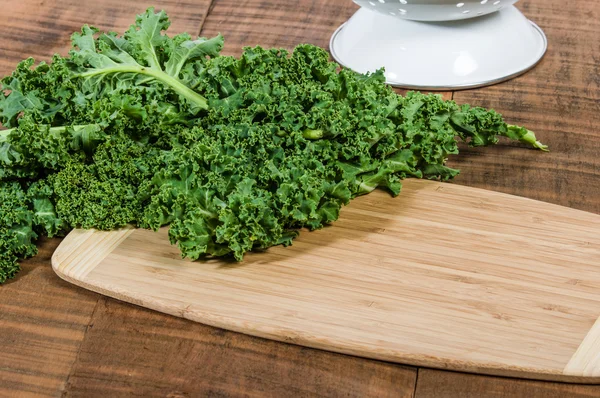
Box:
[0, 237, 98, 397]
[565, 316, 600, 377]
[53, 179, 600, 383]
[63, 297, 416, 397]
[52, 228, 135, 282]
[414, 369, 600, 398]
[199, 0, 359, 55]
[0, 0, 211, 76]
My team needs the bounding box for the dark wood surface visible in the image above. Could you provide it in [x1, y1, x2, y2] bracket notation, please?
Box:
[0, 0, 599, 396]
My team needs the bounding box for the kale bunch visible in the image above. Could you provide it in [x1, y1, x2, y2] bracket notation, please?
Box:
[0, 8, 547, 283]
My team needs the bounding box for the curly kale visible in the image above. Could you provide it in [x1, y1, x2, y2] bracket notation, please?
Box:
[0, 182, 38, 281]
[0, 8, 547, 282]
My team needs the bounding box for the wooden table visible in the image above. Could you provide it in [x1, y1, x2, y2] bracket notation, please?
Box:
[1, 0, 599, 396]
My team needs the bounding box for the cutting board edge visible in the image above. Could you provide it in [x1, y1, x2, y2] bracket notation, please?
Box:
[410, 180, 600, 219]
[51, 254, 600, 384]
[51, 225, 135, 281]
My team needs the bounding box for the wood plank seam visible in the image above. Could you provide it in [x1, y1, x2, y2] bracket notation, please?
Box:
[61, 297, 103, 394]
[195, 0, 217, 38]
[413, 368, 421, 398]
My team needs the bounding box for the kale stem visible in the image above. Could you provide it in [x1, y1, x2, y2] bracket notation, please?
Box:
[303, 129, 323, 139]
[507, 125, 549, 151]
[0, 124, 95, 141]
[518, 129, 549, 151]
[75, 65, 209, 110]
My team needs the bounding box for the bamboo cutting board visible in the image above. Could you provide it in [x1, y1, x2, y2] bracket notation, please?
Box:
[51, 179, 600, 383]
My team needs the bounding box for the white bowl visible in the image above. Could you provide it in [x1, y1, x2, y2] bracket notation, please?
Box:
[330, 5, 547, 90]
[352, 0, 520, 22]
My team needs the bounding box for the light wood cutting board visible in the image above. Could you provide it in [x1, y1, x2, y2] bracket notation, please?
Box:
[51, 179, 600, 383]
